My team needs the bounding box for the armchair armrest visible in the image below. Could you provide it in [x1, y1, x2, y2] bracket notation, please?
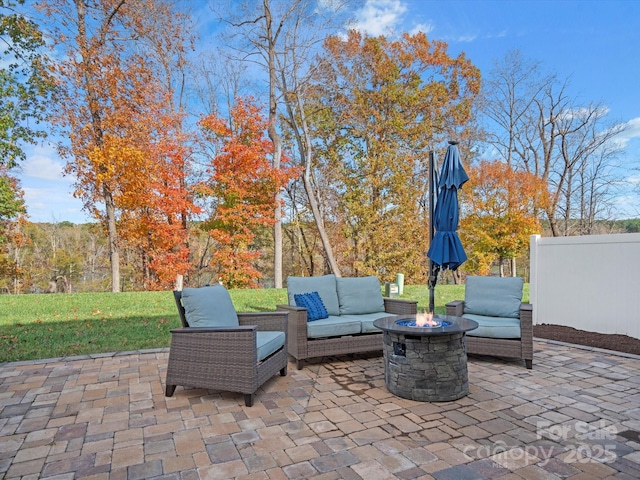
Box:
[169, 326, 259, 366]
[275, 304, 305, 313]
[170, 326, 257, 334]
[520, 303, 533, 313]
[275, 304, 307, 327]
[519, 303, 533, 359]
[446, 300, 465, 316]
[383, 297, 418, 315]
[238, 311, 288, 332]
[276, 304, 309, 360]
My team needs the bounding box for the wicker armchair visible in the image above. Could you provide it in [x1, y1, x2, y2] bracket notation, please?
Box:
[166, 288, 288, 407]
[446, 276, 533, 369]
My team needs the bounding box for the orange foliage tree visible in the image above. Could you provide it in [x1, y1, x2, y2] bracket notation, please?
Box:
[117, 123, 200, 290]
[306, 31, 481, 281]
[459, 160, 550, 275]
[38, 0, 194, 291]
[198, 98, 299, 288]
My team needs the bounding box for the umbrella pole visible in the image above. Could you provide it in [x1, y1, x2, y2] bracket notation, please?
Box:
[428, 150, 436, 313]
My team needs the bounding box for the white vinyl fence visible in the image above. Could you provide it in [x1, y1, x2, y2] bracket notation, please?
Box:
[529, 233, 640, 340]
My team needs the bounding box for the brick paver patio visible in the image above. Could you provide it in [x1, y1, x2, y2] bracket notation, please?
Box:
[2, 339, 640, 479]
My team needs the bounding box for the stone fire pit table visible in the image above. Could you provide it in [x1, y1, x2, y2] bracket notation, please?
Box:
[373, 315, 478, 402]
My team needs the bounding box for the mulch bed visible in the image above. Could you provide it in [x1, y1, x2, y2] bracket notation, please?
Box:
[534, 324, 640, 356]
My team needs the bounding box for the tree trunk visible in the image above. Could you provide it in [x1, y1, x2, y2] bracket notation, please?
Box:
[291, 92, 341, 277]
[104, 186, 120, 292]
[510, 257, 517, 277]
[75, 0, 121, 292]
[273, 195, 283, 286]
[264, 0, 284, 288]
[302, 174, 340, 276]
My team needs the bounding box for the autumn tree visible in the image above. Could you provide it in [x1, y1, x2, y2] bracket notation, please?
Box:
[307, 31, 481, 282]
[129, 0, 196, 281]
[459, 160, 550, 276]
[237, 0, 289, 288]
[0, 166, 27, 292]
[116, 125, 200, 290]
[0, 0, 52, 282]
[38, 0, 195, 292]
[198, 98, 298, 288]
[111, 5, 198, 291]
[483, 50, 626, 236]
[219, 0, 349, 280]
[0, 0, 53, 167]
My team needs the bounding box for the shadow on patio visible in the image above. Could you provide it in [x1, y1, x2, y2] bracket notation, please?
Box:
[1, 340, 640, 479]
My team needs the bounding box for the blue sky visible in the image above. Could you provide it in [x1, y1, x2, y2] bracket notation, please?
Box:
[18, 0, 640, 223]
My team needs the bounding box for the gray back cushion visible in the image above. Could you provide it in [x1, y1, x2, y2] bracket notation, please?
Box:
[181, 285, 239, 327]
[336, 276, 385, 315]
[287, 275, 340, 316]
[464, 276, 523, 318]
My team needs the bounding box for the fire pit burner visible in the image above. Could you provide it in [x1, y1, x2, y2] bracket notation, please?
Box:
[396, 319, 452, 328]
[373, 315, 478, 402]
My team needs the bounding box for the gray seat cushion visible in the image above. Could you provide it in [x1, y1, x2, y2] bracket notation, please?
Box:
[341, 312, 395, 333]
[181, 285, 239, 327]
[306, 315, 361, 338]
[336, 276, 385, 315]
[464, 276, 523, 319]
[256, 331, 286, 361]
[462, 314, 521, 339]
[287, 275, 340, 316]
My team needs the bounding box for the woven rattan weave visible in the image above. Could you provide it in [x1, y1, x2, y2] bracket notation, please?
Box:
[446, 300, 533, 369]
[278, 297, 418, 369]
[166, 291, 288, 406]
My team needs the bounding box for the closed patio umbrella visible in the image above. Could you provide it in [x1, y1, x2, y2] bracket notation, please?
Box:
[427, 141, 469, 312]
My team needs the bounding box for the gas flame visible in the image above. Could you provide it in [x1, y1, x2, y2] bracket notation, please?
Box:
[415, 312, 437, 327]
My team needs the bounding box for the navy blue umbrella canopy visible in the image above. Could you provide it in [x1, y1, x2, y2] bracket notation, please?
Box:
[427, 142, 468, 311]
[427, 142, 469, 270]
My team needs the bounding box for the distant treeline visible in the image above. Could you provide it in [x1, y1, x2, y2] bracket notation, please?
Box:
[1, 218, 637, 295]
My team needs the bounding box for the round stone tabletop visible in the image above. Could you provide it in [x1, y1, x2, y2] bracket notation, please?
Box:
[373, 314, 478, 336]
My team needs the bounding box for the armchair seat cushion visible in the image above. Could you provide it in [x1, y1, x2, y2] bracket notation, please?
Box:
[307, 315, 361, 339]
[462, 314, 521, 339]
[256, 331, 286, 361]
[341, 312, 394, 333]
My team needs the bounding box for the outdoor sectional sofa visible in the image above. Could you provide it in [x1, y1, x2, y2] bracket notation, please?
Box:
[277, 274, 417, 369]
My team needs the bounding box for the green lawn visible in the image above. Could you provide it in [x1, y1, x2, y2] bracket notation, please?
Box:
[0, 283, 529, 363]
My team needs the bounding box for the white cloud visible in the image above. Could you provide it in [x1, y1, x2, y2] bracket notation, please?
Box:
[618, 117, 640, 143]
[22, 145, 71, 182]
[626, 174, 640, 185]
[410, 22, 433, 36]
[22, 186, 87, 223]
[612, 193, 640, 218]
[453, 34, 477, 43]
[558, 105, 610, 122]
[16, 144, 86, 222]
[349, 0, 407, 37]
[605, 116, 640, 150]
[317, 0, 343, 12]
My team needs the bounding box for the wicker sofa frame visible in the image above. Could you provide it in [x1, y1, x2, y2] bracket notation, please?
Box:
[446, 300, 533, 369]
[277, 297, 417, 369]
[166, 290, 288, 407]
